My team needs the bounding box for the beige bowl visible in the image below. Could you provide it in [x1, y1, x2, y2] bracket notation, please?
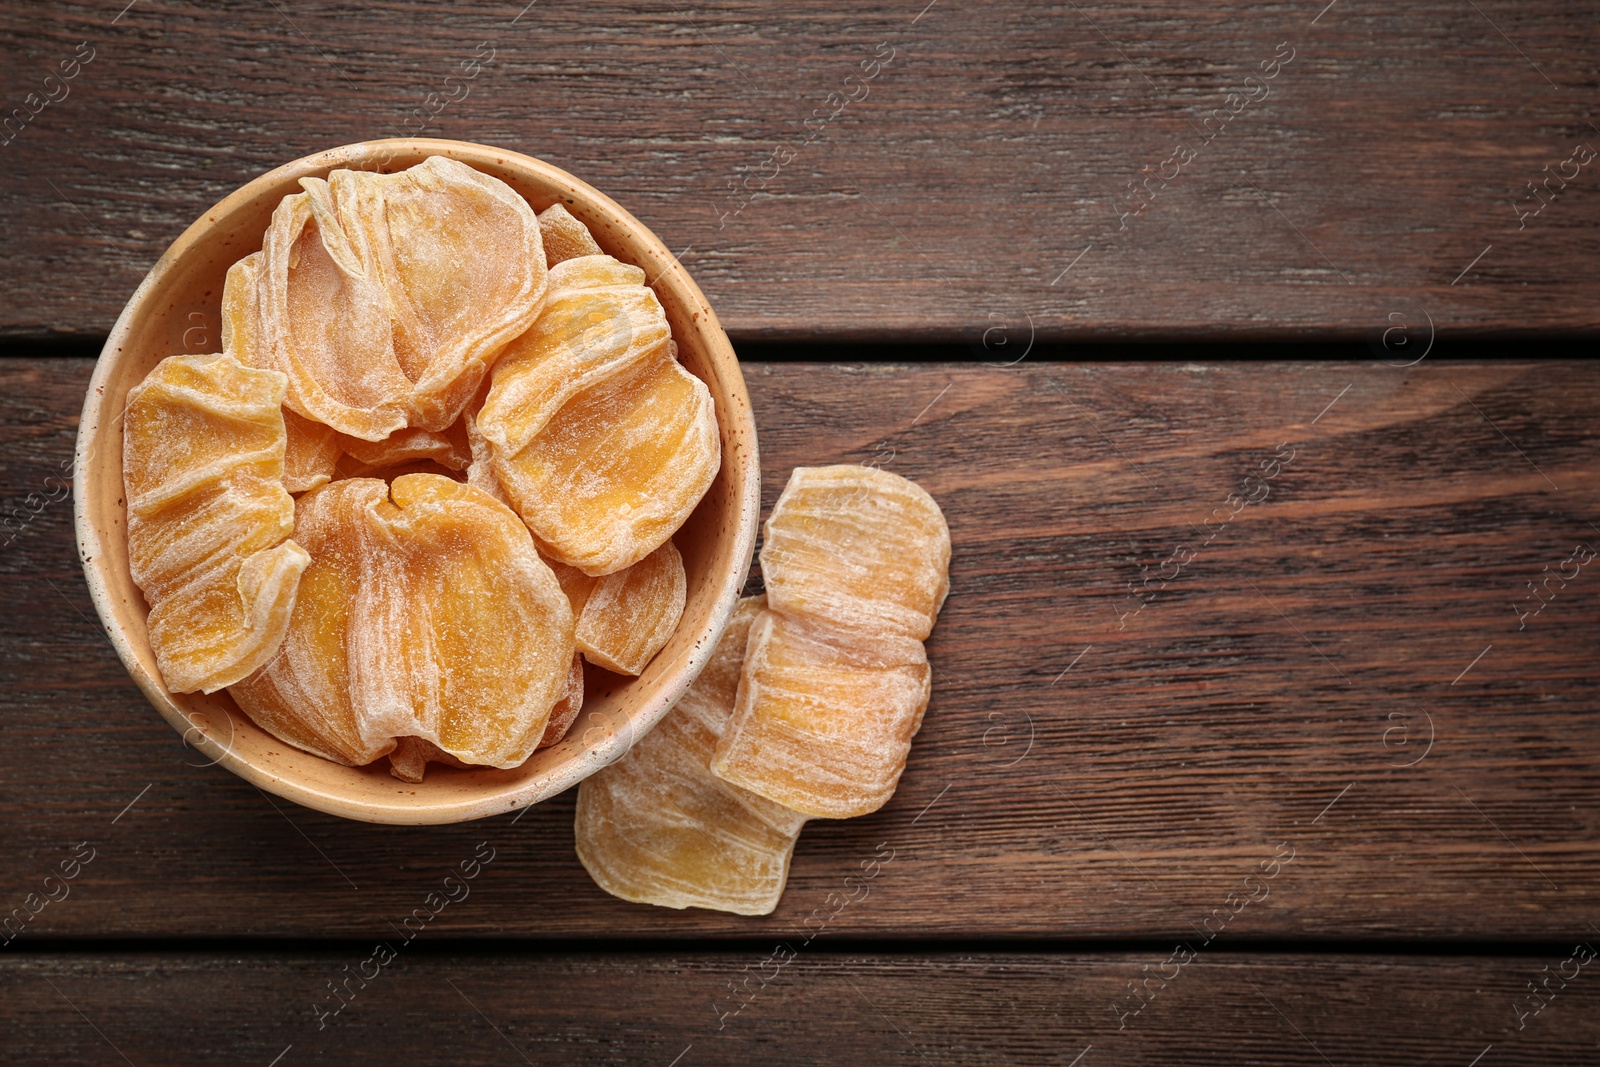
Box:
[75, 139, 759, 824]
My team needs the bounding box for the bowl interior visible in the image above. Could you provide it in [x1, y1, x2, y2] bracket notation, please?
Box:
[76, 139, 758, 824]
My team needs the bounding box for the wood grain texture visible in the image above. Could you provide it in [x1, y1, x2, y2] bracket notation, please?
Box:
[4, 950, 1599, 1065]
[2, 2, 1598, 341]
[3, 359, 1599, 940]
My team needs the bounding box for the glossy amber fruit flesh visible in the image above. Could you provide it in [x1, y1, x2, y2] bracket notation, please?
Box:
[760, 465, 950, 640]
[711, 609, 931, 819]
[223, 157, 546, 440]
[575, 540, 686, 675]
[123, 353, 309, 694]
[230, 474, 575, 769]
[575, 597, 807, 915]
[489, 346, 719, 576]
[537, 203, 603, 267]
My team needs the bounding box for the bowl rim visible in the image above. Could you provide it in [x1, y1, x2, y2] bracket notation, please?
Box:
[74, 137, 759, 824]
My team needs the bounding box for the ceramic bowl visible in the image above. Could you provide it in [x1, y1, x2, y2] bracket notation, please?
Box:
[75, 138, 759, 824]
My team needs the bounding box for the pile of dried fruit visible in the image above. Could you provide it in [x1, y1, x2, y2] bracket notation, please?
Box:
[123, 154, 953, 917]
[576, 464, 950, 914]
[123, 156, 718, 781]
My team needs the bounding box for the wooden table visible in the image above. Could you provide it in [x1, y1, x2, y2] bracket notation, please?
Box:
[3, 3, 1597, 1064]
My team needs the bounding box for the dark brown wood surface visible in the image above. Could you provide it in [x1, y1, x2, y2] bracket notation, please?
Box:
[8, 2, 1599, 1054]
[5, 949, 1600, 1065]
[4, 359, 1597, 944]
[4, 2, 1599, 342]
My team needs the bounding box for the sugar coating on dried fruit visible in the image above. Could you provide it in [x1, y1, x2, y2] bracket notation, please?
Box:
[575, 540, 686, 675]
[761, 465, 950, 640]
[231, 475, 575, 769]
[123, 353, 309, 694]
[711, 610, 931, 819]
[236, 188, 413, 440]
[491, 347, 720, 575]
[575, 597, 806, 915]
[323, 157, 548, 431]
[230, 478, 397, 766]
[337, 420, 471, 473]
[709, 466, 947, 819]
[223, 255, 340, 495]
[221, 251, 265, 370]
[355, 474, 575, 767]
[280, 409, 341, 493]
[224, 157, 547, 441]
[537, 203, 603, 267]
[463, 409, 516, 508]
[476, 255, 671, 459]
[545, 557, 596, 617]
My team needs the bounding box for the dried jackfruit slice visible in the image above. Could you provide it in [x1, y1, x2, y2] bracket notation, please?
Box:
[388, 737, 472, 784]
[231, 475, 574, 769]
[387, 614, 583, 779]
[711, 610, 932, 819]
[388, 737, 431, 783]
[220, 251, 269, 376]
[225, 158, 548, 442]
[354, 474, 574, 768]
[230, 480, 390, 765]
[537, 203, 603, 267]
[492, 348, 720, 576]
[537, 253, 647, 293]
[476, 254, 671, 459]
[251, 188, 414, 441]
[223, 253, 341, 494]
[761, 465, 950, 641]
[537, 652, 586, 750]
[575, 596, 807, 915]
[325, 157, 547, 431]
[391, 737, 442, 783]
[123, 352, 308, 694]
[575, 540, 686, 676]
[679, 596, 766, 729]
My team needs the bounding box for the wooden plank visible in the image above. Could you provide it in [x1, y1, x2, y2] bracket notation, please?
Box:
[3, 358, 1599, 940]
[4, 949, 1599, 1065]
[3, 2, 1598, 340]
